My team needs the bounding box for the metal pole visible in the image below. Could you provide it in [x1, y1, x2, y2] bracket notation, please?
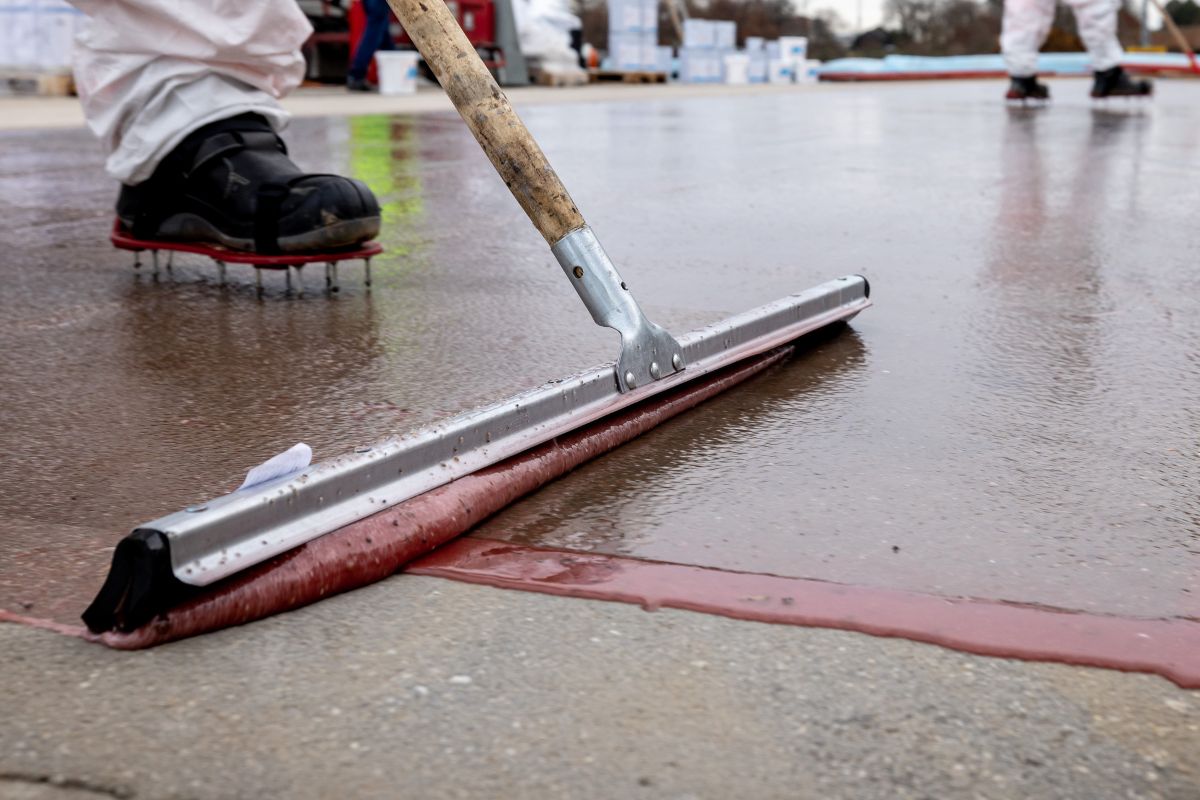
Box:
[1141, 0, 1150, 48]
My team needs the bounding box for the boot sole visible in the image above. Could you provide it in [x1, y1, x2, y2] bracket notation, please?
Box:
[151, 213, 382, 254]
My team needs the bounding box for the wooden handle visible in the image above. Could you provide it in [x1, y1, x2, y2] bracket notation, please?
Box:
[1146, 0, 1200, 74]
[384, 0, 586, 244]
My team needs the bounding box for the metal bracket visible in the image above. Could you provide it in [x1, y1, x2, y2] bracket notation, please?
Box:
[552, 226, 685, 393]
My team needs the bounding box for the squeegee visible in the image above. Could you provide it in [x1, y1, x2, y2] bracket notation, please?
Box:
[82, 0, 871, 636]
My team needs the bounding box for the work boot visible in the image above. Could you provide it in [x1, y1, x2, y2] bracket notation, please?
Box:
[117, 113, 380, 254]
[1090, 66, 1152, 98]
[346, 76, 374, 92]
[1005, 75, 1050, 103]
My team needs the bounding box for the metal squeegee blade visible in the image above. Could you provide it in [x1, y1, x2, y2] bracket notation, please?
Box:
[83, 275, 869, 632]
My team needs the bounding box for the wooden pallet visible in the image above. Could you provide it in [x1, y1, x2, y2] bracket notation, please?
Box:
[588, 69, 668, 84]
[0, 70, 75, 96]
[534, 69, 590, 87]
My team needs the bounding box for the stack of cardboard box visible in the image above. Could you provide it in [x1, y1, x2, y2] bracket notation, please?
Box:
[608, 0, 659, 71]
[745, 36, 767, 84]
[679, 19, 734, 83]
[0, 0, 85, 75]
[671, 22, 819, 85]
[764, 36, 812, 83]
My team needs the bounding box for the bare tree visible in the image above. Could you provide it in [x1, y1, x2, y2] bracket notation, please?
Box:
[883, 0, 1000, 54]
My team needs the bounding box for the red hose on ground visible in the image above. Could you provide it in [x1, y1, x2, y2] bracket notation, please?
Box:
[96, 348, 793, 649]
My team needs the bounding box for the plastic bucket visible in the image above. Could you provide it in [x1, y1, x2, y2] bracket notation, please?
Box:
[375, 51, 419, 95]
[723, 53, 750, 85]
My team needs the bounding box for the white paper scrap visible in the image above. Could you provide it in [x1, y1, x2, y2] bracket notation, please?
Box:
[237, 443, 313, 491]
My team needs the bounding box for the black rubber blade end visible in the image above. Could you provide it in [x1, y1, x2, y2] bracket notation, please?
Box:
[82, 530, 193, 634]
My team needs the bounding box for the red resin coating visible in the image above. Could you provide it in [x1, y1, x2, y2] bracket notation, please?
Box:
[410, 538, 1200, 689]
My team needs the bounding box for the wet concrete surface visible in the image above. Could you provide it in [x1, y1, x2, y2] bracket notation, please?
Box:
[2, 80, 1200, 626]
[3, 576, 1200, 800]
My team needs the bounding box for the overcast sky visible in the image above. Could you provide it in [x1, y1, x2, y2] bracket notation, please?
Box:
[804, 0, 887, 32]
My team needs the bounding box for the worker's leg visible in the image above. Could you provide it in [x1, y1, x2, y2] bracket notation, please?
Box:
[1000, 0, 1057, 77]
[1061, 0, 1151, 96]
[348, 0, 396, 83]
[70, 0, 313, 184]
[1064, 0, 1123, 71]
[71, 0, 380, 253]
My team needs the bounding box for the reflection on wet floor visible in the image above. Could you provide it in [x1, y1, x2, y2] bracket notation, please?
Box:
[2, 82, 1199, 624]
[473, 88, 1200, 619]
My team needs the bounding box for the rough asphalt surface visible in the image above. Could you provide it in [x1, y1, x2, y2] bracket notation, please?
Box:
[2, 80, 1199, 798]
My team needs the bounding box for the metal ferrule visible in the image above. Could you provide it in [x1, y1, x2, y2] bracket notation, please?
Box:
[551, 226, 686, 392]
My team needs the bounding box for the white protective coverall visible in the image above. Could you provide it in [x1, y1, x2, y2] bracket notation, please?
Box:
[69, 0, 313, 184]
[1000, 0, 1124, 77]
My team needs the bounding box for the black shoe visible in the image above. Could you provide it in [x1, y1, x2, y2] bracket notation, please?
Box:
[1091, 66, 1152, 98]
[1006, 75, 1050, 102]
[117, 113, 381, 254]
[346, 77, 375, 93]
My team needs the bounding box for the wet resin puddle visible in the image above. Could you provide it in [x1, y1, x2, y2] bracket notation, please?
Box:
[408, 538, 1200, 689]
[5, 526, 1196, 688]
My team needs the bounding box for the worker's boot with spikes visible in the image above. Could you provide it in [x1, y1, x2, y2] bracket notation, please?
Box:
[117, 113, 381, 254]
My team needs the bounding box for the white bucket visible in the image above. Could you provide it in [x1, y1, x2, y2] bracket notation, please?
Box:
[375, 51, 419, 95]
[723, 53, 750, 85]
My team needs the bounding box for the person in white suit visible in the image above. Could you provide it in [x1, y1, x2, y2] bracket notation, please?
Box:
[70, 0, 380, 254]
[1000, 0, 1152, 101]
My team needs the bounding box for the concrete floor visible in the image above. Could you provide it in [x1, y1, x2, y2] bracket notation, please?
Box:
[3, 577, 1199, 800]
[2, 79, 1199, 797]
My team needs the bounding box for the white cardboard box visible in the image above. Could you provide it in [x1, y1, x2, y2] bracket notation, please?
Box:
[682, 19, 714, 48]
[640, 0, 658, 32]
[654, 45, 673, 74]
[1, 1, 35, 69]
[797, 58, 821, 83]
[747, 51, 768, 83]
[608, 31, 644, 70]
[38, 0, 83, 71]
[679, 48, 700, 81]
[778, 36, 808, 63]
[608, 0, 644, 34]
[680, 47, 721, 82]
[0, 0, 14, 69]
[1, 0, 87, 71]
[638, 32, 659, 70]
[714, 20, 736, 50]
[767, 58, 792, 84]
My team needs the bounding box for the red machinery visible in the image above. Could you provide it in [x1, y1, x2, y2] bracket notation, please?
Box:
[303, 0, 504, 83]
